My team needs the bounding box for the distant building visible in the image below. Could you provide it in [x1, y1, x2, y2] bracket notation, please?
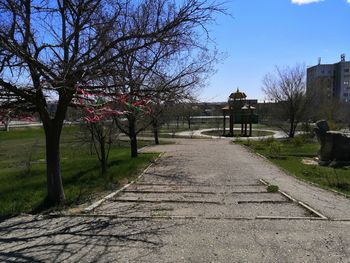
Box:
[307, 54, 350, 102]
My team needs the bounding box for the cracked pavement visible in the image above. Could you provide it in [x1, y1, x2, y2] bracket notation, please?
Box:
[1, 139, 350, 262]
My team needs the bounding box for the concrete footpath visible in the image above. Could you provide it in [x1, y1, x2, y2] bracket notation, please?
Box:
[1, 139, 350, 262]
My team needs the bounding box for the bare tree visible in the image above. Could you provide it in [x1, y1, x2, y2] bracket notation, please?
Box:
[110, 1, 220, 157]
[84, 121, 116, 175]
[0, 0, 223, 205]
[262, 65, 309, 138]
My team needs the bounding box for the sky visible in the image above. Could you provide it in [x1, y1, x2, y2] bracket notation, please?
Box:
[200, 0, 350, 102]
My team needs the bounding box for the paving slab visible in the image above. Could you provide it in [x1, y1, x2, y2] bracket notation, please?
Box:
[140, 139, 350, 219]
[1, 215, 350, 262]
[1, 139, 350, 262]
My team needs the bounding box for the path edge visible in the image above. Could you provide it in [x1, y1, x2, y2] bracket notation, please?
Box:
[83, 152, 163, 213]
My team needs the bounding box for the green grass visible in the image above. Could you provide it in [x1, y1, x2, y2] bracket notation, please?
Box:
[0, 126, 158, 217]
[237, 136, 350, 196]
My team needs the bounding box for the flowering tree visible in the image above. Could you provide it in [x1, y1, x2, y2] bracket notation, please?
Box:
[0, 0, 223, 205]
[111, 33, 217, 156]
[114, 94, 153, 157]
[73, 86, 152, 170]
[0, 109, 35, 131]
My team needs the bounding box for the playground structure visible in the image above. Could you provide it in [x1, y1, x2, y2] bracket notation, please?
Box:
[222, 89, 258, 137]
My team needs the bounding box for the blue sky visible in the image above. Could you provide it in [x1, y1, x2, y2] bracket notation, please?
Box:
[201, 0, 350, 102]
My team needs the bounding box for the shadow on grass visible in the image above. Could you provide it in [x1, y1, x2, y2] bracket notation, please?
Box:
[107, 159, 123, 168]
[30, 159, 144, 215]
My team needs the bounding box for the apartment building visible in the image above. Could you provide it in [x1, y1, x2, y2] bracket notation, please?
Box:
[307, 54, 350, 102]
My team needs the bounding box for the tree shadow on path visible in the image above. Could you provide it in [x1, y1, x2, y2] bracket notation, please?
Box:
[0, 215, 180, 262]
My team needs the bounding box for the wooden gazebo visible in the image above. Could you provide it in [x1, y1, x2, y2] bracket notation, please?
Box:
[222, 89, 258, 137]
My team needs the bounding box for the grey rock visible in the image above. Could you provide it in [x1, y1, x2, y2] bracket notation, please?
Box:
[314, 120, 350, 166]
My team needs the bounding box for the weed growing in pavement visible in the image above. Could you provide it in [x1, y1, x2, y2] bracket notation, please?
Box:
[267, 185, 279, 193]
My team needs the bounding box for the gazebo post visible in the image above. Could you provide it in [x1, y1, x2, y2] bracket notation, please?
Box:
[249, 109, 253, 136]
[223, 88, 257, 138]
[229, 111, 233, 136]
[223, 112, 226, 135]
[232, 112, 235, 137]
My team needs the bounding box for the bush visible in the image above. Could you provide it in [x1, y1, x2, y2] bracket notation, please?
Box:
[290, 135, 305, 147]
[328, 120, 341, 131]
[264, 136, 275, 146]
[268, 141, 282, 158]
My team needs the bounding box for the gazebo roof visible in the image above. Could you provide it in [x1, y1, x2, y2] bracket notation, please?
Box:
[229, 88, 247, 100]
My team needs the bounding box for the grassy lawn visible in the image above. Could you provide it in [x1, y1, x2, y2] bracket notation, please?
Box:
[236, 136, 350, 196]
[0, 126, 159, 218]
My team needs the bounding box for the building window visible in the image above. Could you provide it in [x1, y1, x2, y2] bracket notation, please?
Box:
[345, 69, 350, 73]
[345, 81, 349, 85]
[344, 93, 349, 97]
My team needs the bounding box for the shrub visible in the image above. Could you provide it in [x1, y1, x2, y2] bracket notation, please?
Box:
[264, 136, 275, 146]
[291, 135, 305, 147]
[268, 141, 282, 158]
[328, 120, 341, 131]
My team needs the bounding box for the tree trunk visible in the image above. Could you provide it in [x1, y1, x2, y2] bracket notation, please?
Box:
[100, 136, 107, 175]
[130, 133, 138, 158]
[43, 120, 65, 205]
[152, 119, 159, 145]
[5, 121, 10, 132]
[289, 119, 295, 138]
[129, 116, 138, 158]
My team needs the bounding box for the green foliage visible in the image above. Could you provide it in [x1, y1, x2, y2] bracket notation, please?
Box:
[263, 136, 276, 145]
[0, 127, 158, 217]
[267, 185, 279, 193]
[239, 137, 350, 196]
[244, 138, 251, 146]
[290, 135, 305, 147]
[234, 138, 243, 144]
[327, 120, 341, 131]
[268, 141, 282, 158]
[325, 169, 350, 191]
[301, 166, 321, 177]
